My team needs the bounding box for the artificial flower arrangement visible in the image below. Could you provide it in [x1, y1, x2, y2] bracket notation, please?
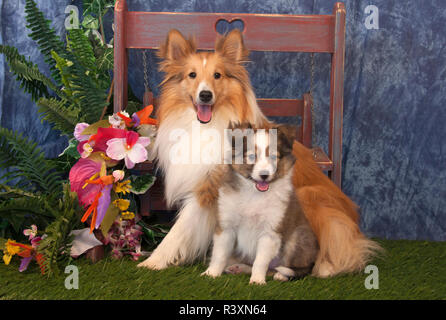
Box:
[67, 105, 158, 259]
[1, 105, 160, 271]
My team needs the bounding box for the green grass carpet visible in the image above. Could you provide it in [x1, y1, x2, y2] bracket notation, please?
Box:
[0, 239, 445, 300]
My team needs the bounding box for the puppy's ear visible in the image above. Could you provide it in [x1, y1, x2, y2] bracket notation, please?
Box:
[225, 122, 253, 160]
[275, 125, 297, 153]
[158, 29, 196, 61]
[277, 125, 297, 142]
[215, 29, 249, 63]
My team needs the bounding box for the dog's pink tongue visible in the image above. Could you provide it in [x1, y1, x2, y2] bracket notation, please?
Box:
[197, 104, 212, 123]
[256, 181, 269, 192]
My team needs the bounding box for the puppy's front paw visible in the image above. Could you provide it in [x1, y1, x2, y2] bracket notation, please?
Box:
[225, 263, 251, 275]
[201, 268, 222, 279]
[137, 255, 168, 270]
[249, 275, 267, 285]
[273, 272, 290, 282]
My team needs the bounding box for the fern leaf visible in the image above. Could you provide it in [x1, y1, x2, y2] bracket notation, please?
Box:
[37, 98, 78, 135]
[69, 65, 109, 123]
[0, 183, 38, 199]
[67, 29, 97, 72]
[51, 51, 74, 97]
[37, 184, 82, 276]
[52, 32, 110, 123]
[0, 45, 49, 101]
[0, 196, 56, 235]
[24, 0, 66, 85]
[7, 57, 65, 100]
[0, 196, 55, 218]
[0, 127, 63, 196]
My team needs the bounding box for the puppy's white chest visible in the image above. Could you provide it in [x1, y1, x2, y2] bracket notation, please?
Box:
[218, 176, 292, 261]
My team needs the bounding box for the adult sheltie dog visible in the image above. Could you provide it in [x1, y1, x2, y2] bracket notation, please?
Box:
[138, 29, 379, 277]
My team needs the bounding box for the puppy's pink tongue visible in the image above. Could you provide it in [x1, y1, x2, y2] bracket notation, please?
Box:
[255, 181, 269, 192]
[197, 104, 212, 123]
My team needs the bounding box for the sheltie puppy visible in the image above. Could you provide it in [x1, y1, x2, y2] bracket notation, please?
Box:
[201, 124, 318, 285]
[138, 28, 380, 277]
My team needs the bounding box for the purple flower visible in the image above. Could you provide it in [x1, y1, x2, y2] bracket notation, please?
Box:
[19, 256, 33, 272]
[95, 184, 113, 229]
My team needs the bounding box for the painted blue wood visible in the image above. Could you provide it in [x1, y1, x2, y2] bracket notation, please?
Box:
[0, 0, 445, 240]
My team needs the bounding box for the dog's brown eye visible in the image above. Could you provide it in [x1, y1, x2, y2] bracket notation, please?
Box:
[214, 72, 221, 79]
[189, 72, 196, 79]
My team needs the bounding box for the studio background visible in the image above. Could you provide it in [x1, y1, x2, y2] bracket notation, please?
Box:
[1, 0, 445, 241]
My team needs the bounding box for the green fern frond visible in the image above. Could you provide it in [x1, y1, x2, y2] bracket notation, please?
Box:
[51, 51, 74, 97]
[25, 0, 66, 84]
[37, 184, 82, 276]
[51, 32, 110, 123]
[69, 66, 109, 123]
[0, 127, 63, 196]
[37, 98, 78, 135]
[0, 196, 56, 234]
[0, 184, 37, 199]
[0, 196, 55, 218]
[7, 57, 65, 100]
[67, 29, 97, 72]
[0, 45, 49, 101]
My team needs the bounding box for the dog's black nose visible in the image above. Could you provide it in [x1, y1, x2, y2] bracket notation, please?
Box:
[260, 174, 269, 181]
[199, 90, 213, 103]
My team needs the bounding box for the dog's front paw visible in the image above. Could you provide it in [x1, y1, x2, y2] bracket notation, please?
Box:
[137, 255, 168, 270]
[201, 268, 222, 279]
[249, 275, 267, 285]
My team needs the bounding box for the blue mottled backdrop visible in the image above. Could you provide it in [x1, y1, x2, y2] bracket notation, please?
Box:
[1, 0, 445, 240]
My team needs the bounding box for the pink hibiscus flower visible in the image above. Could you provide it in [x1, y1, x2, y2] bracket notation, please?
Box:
[106, 131, 150, 169]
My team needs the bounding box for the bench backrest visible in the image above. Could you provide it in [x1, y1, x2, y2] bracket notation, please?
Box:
[113, 0, 346, 186]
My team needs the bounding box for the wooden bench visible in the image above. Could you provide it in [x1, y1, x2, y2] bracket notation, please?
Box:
[113, 1, 346, 215]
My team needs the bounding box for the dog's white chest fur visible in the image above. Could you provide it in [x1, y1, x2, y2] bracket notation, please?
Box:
[155, 108, 231, 206]
[218, 172, 293, 263]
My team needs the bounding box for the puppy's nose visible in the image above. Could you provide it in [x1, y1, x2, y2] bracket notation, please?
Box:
[259, 171, 270, 181]
[199, 90, 213, 103]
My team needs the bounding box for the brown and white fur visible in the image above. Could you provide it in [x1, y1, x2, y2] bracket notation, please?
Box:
[202, 125, 318, 284]
[138, 29, 380, 277]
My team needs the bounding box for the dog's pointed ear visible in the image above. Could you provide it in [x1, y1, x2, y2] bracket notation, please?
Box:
[215, 29, 249, 62]
[275, 125, 297, 152]
[158, 29, 196, 61]
[277, 125, 297, 141]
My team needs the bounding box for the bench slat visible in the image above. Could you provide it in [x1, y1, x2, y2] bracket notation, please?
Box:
[125, 12, 335, 53]
[257, 98, 303, 117]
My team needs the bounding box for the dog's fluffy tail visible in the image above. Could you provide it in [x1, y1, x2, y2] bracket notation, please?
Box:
[308, 206, 382, 277]
[292, 141, 382, 277]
